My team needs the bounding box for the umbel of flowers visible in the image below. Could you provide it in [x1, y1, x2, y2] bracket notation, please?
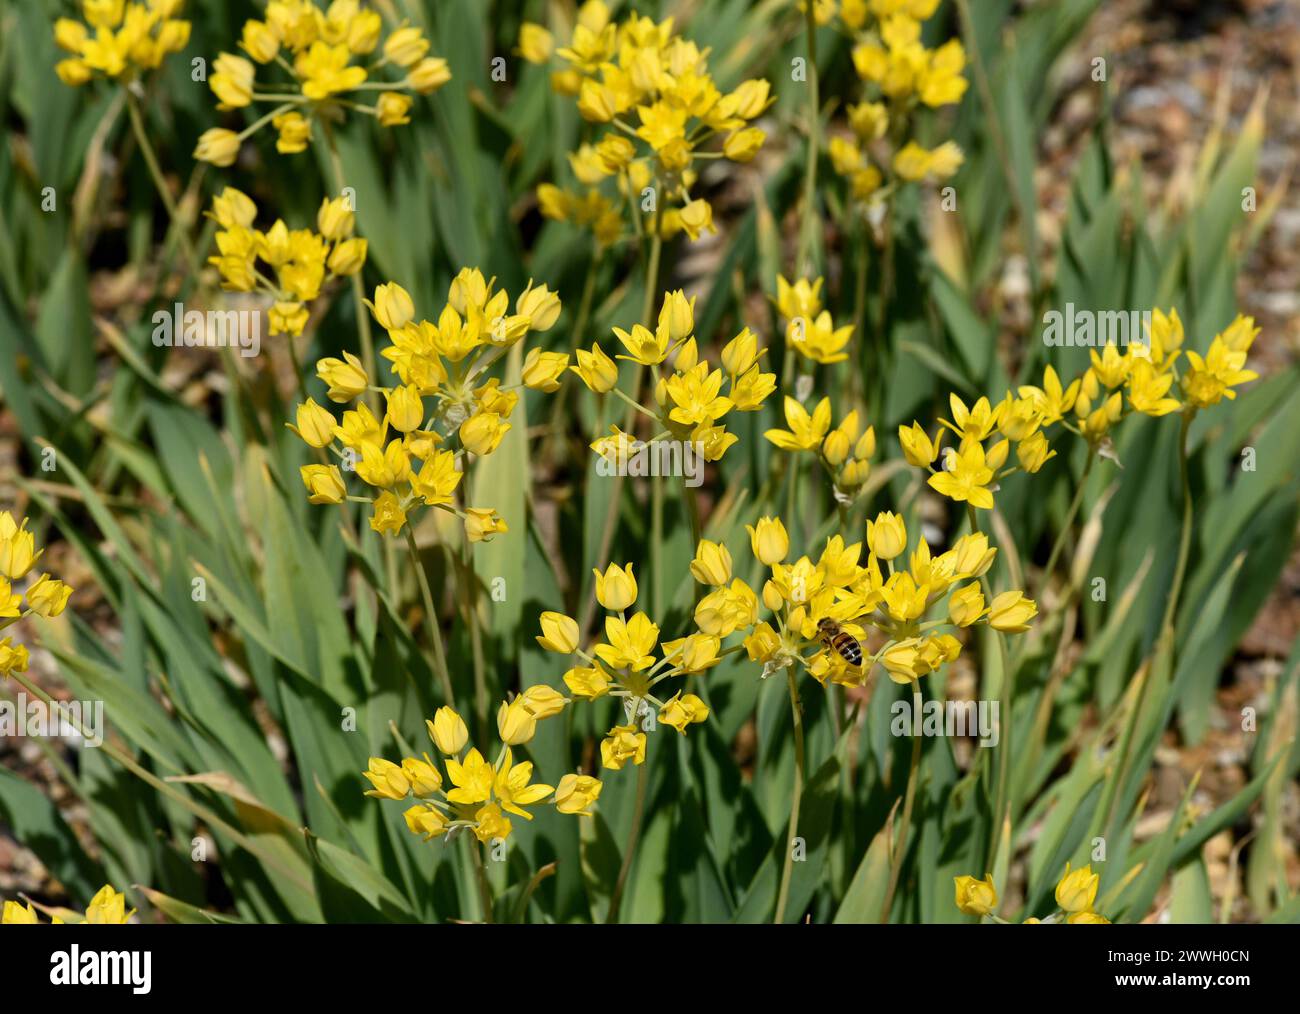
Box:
[899, 309, 1261, 518]
[206, 187, 367, 337]
[194, 0, 450, 167]
[954, 864, 1111, 924]
[520, 1, 772, 246]
[291, 268, 564, 541]
[535, 561, 715, 772]
[580, 290, 778, 467]
[364, 704, 600, 845]
[723, 512, 1034, 688]
[823, 0, 970, 204]
[52, 0, 192, 86]
[1, 512, 74, 682]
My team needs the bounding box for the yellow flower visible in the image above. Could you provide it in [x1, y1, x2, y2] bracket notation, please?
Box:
[866, 511, 907, 561]
[592, 562, 638, 611]
[402, 756, 443, 797]
[724, 127, 765, 161]
[898, 421, 940, 468]
[600, 724, 647, 770]
[2, 900, 39, 924]
[570, 343, 619, 393]
[765, 396, 833, 452]
[947, 582, 986, 627]
[459, 412, 511, 455]
[689, 539, 733, 586]
[498, 697, 538, 745]
[522, 348, 570, 392]
[594, 612, 660, 671]
[300, 464, 346, 505]
[464, 508, 508, 543]
[194, 128, 241, 167]
[987, 590, 1037, 633]
[1016, 431, 1055, 473]
[0, 578, 19, 618]
[1055, 862, 1100, 914]
[494, 748, 554, 818]
[537, 611, 580, 653]
[376, 91, 413, 126]
[612, 323, 669, 366]
[408, 56, 451, 93]
[316, 351, 369, 402]
[0, 514, 43, 580]
[385, 384, 425, 434]
[240, 19, 279, 63]
[564, 664, 613, 699]
[211, 53, 255, 108]
[745, 516, 789, 566]
[953, 873, 997, 916]
[518, 23, 554, 63]
[84, 885, 134, 925]
[363, 757, 411, 800]
[427, 706, 469, 755]
[446, 747, 494, 804]
[677, 198, 715, 240]
[291, 398, 336, 448]
[658, 692, 710, 734]
[371, 282, 415, 331]
[25, 575, 73, 618]
[473, 802, 512, 843]
[928, 441, 996, 510]
[790, 310, 854, 365]
[273, 111, 312, 153]
[403, 804, 448, 840]
[1183, 335, 1257, 408]
[661, 633, 722, 673]
[1067, 911, 1111, 924]
[554, 773, 602, 815]
[521, 684, 568, 719]
[369, 491, 407, 536]
[744, 621, 781, 662]
[1127, 360, 1180, 417]
[0, 639, 31, 680]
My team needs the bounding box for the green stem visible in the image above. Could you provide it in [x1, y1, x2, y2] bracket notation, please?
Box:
[774, 670, 806, 923]
[797, 2, 820, 278]
[606, 749, 649, 923]
[1041, 450, 1095, 583]
[880, 676, 923, 922]
[469, 837, 494, 923]
[402, 528, 455, 705]
[125, 91, 200, 276]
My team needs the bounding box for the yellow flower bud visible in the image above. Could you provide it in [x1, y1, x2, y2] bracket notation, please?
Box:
[25, 575, 72, 618]
[240, 19, 279, 63]
[522, 348, 569, 393]
[403, 803, 448, 839]
[497, 698, 536, 745]
[327, 237, 368, 276]
[427, 707, 469, 755]
[689, 539, 733, 586]
[371, 282, 415, 330]
[600, 724, 646, 770]
[744, 621, 781, 662]
[592, 562, 637, 611]
[724, 127, 765, 162]
[317, 197, 355, 241]
[987, 590, 1037, 633]
[517, 282, 562, 331]
[745, 517, 789, 567]
[293, 398, 335, 448]
[554, 773, 601, 815]
[363, 757, 410, 800]
[658, 290, 695, 343]
[537, 611, 580, 653]
[0, 515, 43, 580]
[521, 684, 568, 719]
[867, 511, 907, 561]
[385, 384, 424, 434]
[1055, 863, 1099, 914]
[300, 464, 345, 504]
[658, 692, 710, 734]
[376, 91, 413, 126]
[464, 508, 508, 543]
[898, 421, 939, 468]
[408, 56, 451, 94]
[954, 874, 997, 916]
[193, 128, 241, 167]
[517, 23, 554, 64]
[563, 665, 611, 699]
[577, 79, 617, 121]
[570, 343, 619, 393]
[459, 411, 510, 455]
[316, 351, 368, 402]
[401, 756, 442, 797]
[947, 582, 986, 627]
[384, 25, 429, 67]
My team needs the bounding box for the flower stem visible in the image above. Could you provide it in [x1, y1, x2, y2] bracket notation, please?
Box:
[402, 527, 455, 705]
[880, 676, 923, 922]
[469, 836, 494, 923]
[125, 91, 200, 277]
[1041, 449, 1095, 583]
[774, 669, 806, 923]
[606, 750, 649, 923]
[797, 1, 820, 278]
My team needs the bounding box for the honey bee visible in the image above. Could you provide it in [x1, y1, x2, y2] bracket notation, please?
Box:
[817, 617, 863, 667]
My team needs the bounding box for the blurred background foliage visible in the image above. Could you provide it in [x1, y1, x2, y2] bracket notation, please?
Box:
[0, 0, 1297, 924]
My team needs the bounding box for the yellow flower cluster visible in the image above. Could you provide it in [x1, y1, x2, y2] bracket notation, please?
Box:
[955, 864, 1110, 923]
[536, 562, 714, 768]
[905, 309, 1259, 515]
[825, 0, 968, 201]
[586, 290, 777, 465]
[364, 705, 597, 845]
[1, 512, 74, 682]
[2, 885, 134, 924]
[205, 188, 367, 337]
[292, 269, 562, 540]
[523, 1, 771, 245]
[194, 0, 450, 167]
[735, 512, 1033, 687]
[774, 275, 856, 366]
[53, 0, 190, 86]
[766, 397, 877, 502]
